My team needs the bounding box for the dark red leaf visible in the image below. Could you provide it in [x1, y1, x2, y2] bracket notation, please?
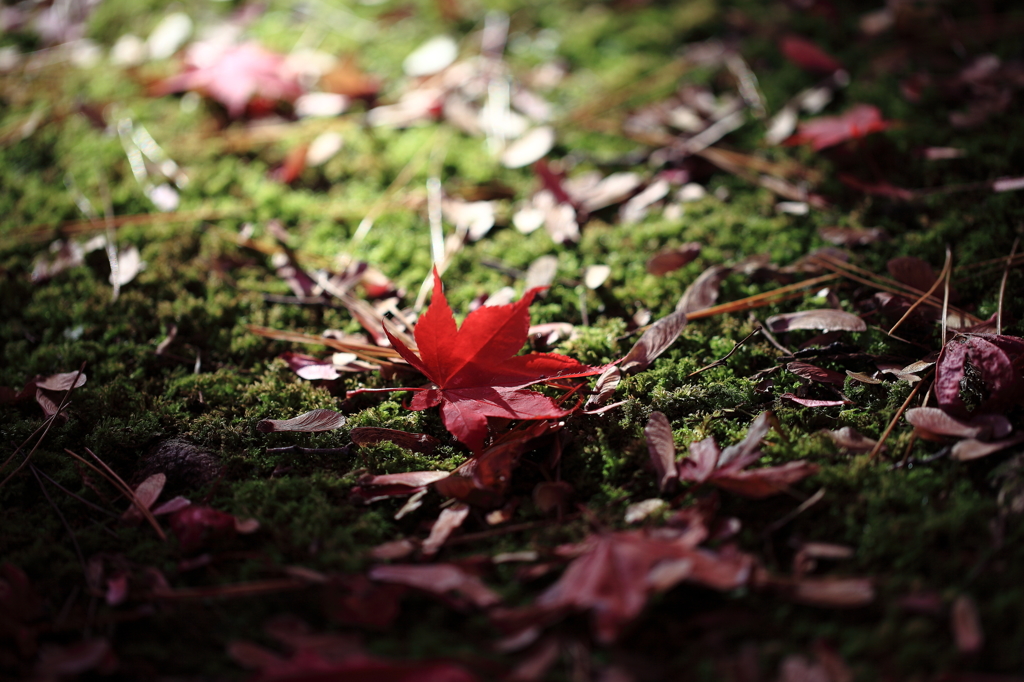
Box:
[785, 104, 892, 151]
[279, 352, 341, 381]
[678, 412, 817, 497]
[169, 505, 240, 554]
[676, 265, 730, 314]
[905, 407, 1011, 440]
[786, 361, 847, 386]
[369, 564, 501, 609]
[349, 427, 441, 454]
[644, 412, 677, 492]
[351, 471, 450, 503]
[494, 529, 753, 644]
[779, 35, 843, 74]
[935, 334, 1024, 416]
[646, 243, 702, 276]
[422, 504, 470, 556]
[887, 256, 938, 293]
[620, 311, 688, 375]
[257, 409, 347, 433]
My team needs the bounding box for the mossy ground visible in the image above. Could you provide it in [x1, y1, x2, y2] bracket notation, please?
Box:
[2, 0, 1024, 679]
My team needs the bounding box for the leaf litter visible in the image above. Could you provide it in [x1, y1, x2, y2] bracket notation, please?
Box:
[4, 0, 1024, 679]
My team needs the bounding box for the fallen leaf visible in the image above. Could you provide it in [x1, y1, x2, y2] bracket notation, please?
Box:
[154, 42, 303, 118]
[620, 310, 688, 375]
[502, 126, 555, 169]
[934, 334, 1024, 416]
[279, 352, 341, 381]
[169, 505, 242, 554]
[781, 394, 853, 408]
[785, 104, 892, 151]
[380, 269, 602, 452]
[369, 563, 501, 609]
[257, 409, 347, 433]
[767, 310, 866, 333]
[786, 361, 847, 386]
[951, 595, 984, 653]
[887, 256, 938, 293]
[950, 434, 1024, 462]
[493, 529, 753, 643]
[779, 35, 843, 74]
[825, 427, 881, 453]
[905, 407, 1012, 440]
[349, 427, 441, 454]
[818, 227, 888, 246]
[676, 265, 730, 314]
[350, 471, 450, 504]
[646, 243, 702, 276]
[422, 503, 470, 556]
[678, 412, 818, 497]
[121, 473, 166, 524]
[644, 411, 677, 492]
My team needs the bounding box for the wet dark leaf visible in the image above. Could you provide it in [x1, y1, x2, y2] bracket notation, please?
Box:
[644, 412, 677, 492]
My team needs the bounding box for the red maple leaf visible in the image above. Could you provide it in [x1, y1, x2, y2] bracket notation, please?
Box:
[381, 270, 602, 452]
[785, 104, 892, 151]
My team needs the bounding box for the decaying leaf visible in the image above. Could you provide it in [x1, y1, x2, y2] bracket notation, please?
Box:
[646, 243, 702, 276]
[905, 407, 1011, 440]
[256, 409, 347, 433]
[781, 394, 853, 408]
[350, 471, 450, 504]
[786, 361, 847, 386]
[767, 309, 866, 333]
[644, 412, 677, 492]
[678, 412, 818, 497]
[825, 427, 881, 453]
[369, 563, 501, 609]
[349, 427, 441, 454]
[620, 311, 688, 375]
[492, 528, 753, 644]
[935, 334, 1024, 417]
[676, 265, 730, 314]
[785, 104, 892, 151]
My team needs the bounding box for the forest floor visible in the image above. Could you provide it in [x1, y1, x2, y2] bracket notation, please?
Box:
[2, 0, 1024, 680]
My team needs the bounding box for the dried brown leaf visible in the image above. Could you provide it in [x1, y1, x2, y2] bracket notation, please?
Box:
[676, 265, 730, 314]
[786, 361, 847, 386]
[256, 409, 347, 433]
[620, 311, 688, 375]
[349, 427, 441, 454]
[644, 412, 677, 492]
[766, 309, 866, 333]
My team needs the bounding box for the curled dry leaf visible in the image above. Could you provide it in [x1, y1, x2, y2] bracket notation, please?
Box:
[950, 434, 1024, 462]
[620, 310, 688, 375]
[646, 243, 702, 276]
[421, 503, 470, 556]
[279, 352, 341, 381]
[779, 35, 843, 74]
[905, 407, 1012, 440]
[676, 265, 730, 314]
[256, 408, 346, 433]
[887, 256, 938, 294]
[369, 563, 501, 609]
[492, 529, 753, 644]
[818, 226, 888, 246]
[585, 365, 622, 409]
[35, 371, 88, 391]
[678, 412, 818, 497]
[825, 427, 881, 453]
[951, 595, 984, 653]
[785, 104, 891, 151]
[644, 412, 677, 492]
[767, 309, 866, 333]
[935, 334, 1024, 417]
[121, 473, 166, 524]
[349, 427, 441, 454]
[350, 471, 450, 504]
[786, 361, 847, 386]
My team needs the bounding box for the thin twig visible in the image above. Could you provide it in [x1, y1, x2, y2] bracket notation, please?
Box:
[63, 448, 166, 541]
[940, 246, 952, 345]
[30, 465, 119, 518]
[687, 327, 761, 378]
[762, 487, 826, 536]
[997, 237, 1019, 335]
[686, 273, 840, 321]
[30, 464, 86, 576]
[888, 249, 951, 337]
[0, 363, 85, 489]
